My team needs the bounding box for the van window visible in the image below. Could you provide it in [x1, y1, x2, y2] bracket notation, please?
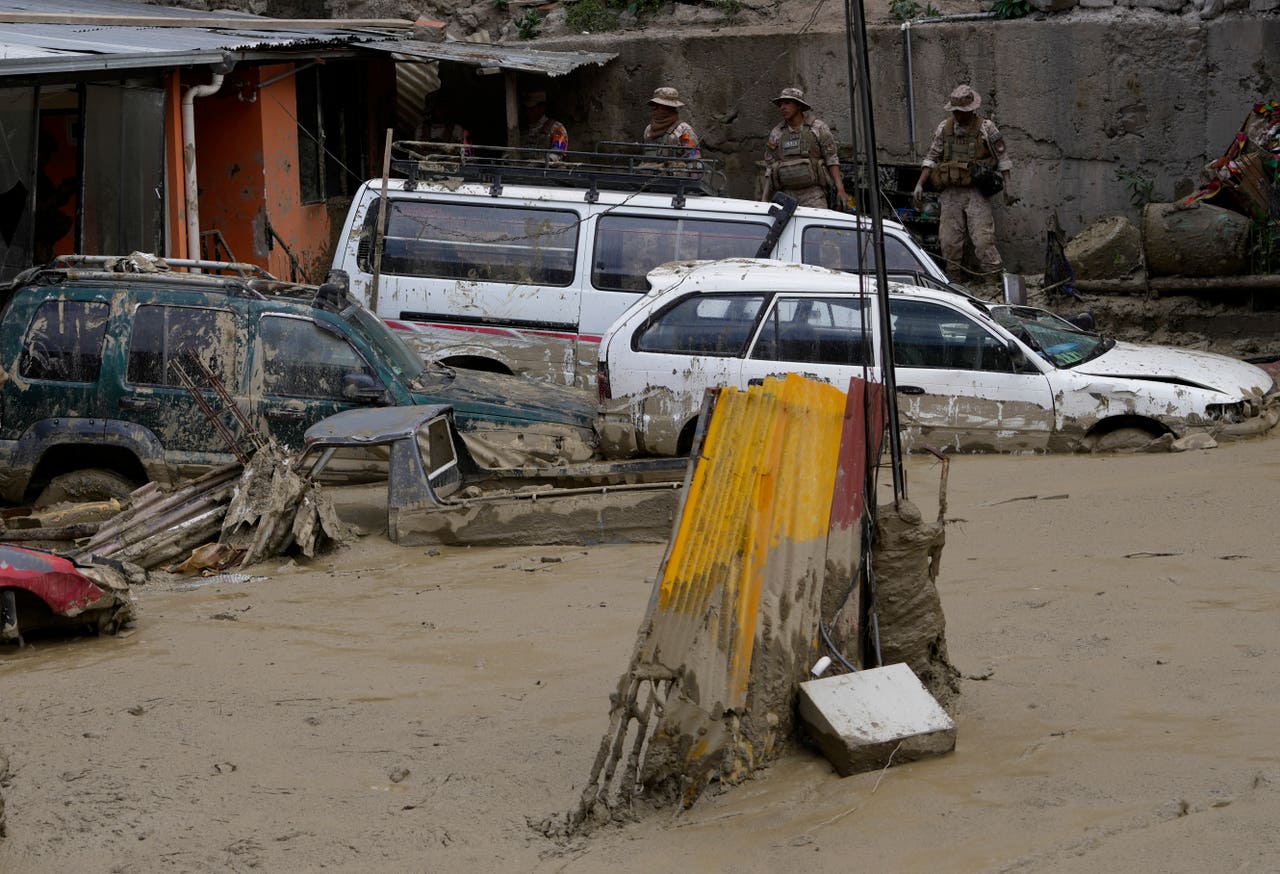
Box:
[889, 298, 1014, 372]
[801, 226, 930, 275]
[258, 315, 375, 399]
[127, 305, 240, 387]
[750, 297, 871, 365]
[635, 294, 766, 356]
[372, 199, 578, 287]
[19, 299, 110, 383]
[593, 215, 770, 291]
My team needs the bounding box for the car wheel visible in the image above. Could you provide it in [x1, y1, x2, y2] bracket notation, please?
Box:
[33, 469, 142, 508]
[1084, 426, 1162, 453]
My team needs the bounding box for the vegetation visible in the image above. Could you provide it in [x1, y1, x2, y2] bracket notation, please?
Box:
[515, 8, 542, 38]
[1115, 167, 1156, 207]
[991, 0, 1031, 18]
[713, 0, 744, 17]
[890, 0, 941, 20]
[565, 0, 621, 31]
[1249, 220, 1280, 274]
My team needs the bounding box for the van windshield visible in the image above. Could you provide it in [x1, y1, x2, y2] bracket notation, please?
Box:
[345, 306, 427, 383]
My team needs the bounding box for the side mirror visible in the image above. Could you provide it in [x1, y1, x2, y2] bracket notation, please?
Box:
[1006, 338, 1029, 370]
[342, 372, 385, 403]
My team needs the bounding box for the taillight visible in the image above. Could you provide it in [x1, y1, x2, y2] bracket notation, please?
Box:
[597, 360, 612, 401]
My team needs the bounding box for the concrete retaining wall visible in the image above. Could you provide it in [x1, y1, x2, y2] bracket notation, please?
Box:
[541, 15, 1278, 271]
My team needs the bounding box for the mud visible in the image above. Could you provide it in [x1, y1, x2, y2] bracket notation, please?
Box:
[3, 437, 1280, 870]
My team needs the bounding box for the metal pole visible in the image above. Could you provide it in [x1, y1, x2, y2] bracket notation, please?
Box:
[842, 0, 862, 207]
[369, 128, 393, 315]
[851, 0, 907, 502]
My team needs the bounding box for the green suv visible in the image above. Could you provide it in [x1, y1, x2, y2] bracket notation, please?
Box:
[0, 256, 601, 505]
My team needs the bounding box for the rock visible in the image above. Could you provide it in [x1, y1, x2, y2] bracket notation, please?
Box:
[1028, 0, 1078, 9]
[1130, 0, 1187, 10]
[1065, 215, 1144, 279]
[1142, 202, 1251, 278]
[1170, 432, 1218, 452]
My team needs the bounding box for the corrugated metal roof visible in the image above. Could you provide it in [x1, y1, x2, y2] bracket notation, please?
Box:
[373, 39, 616, 77]
[0, 0, 403, 76]
[0, 0, 614, 79]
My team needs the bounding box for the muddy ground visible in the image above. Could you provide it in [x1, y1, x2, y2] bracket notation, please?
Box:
[3, 435, 1280, 872]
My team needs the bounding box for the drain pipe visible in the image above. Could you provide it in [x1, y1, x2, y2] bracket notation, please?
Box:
[182, 71, 225, 268]
[901, 12, 998, 156]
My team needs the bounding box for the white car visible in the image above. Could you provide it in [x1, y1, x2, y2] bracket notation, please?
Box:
[597, 259, 1279, 455]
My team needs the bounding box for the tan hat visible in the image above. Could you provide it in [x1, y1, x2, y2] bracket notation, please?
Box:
[771, 87, 811, 110]
[943, 84, 982, 112]
[648, 86, 685, 108]
[522, 90, 547, 108]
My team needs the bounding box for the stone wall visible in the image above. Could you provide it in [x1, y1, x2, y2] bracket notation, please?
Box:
[540, 14, 1279, 271]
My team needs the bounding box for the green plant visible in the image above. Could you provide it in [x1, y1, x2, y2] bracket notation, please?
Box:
[565, 0, 621, 30]
[712, 0, 743, 17]
[991, 0, 1031, 18]
[1115, 167, 1155, 207]
[515, 8, 542, 38]
[618, 0, 668, 16]
[889, 0, 921, 19]
[1248, 220, 1280, 274]
[492, 0, 508, 9]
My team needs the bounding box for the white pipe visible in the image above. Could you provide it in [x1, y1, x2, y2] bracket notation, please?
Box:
[181, 72, 224, 266]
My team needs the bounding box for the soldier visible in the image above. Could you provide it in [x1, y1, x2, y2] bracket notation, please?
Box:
[913, 83, 1014, 285]
[519, 90, 569, 160]
[413, 91, 471, 156]
[761, 87, 847, 211]
[642, 87, 700, 159]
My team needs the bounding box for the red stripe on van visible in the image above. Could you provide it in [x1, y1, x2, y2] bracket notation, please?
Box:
[401, 320, 602, 344]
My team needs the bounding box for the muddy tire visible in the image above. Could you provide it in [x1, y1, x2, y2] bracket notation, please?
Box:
[33, 469, 141, 508]
[1084, 426, 1163, 453]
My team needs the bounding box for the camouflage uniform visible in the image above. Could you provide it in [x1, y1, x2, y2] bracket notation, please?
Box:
[920, 86, 1012, 278]
[520, 115, 569, 154]
[643, 120, 700, 158]
[763, 117, 841, 210]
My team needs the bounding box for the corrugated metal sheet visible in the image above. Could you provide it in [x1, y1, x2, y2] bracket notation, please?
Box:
[643, 373, 847, 708]
[0, 0, 402, 75]
[369, 39, 616, 77]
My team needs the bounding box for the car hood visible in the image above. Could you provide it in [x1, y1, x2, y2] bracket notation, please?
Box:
[1072, 341, 1275, 397]
[411, 367, 599, 430]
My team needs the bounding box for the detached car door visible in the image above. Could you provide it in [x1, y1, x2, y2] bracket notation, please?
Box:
[887, 297, 1056, 451]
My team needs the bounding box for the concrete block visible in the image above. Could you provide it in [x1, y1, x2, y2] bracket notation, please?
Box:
[798, 662, 956, 777]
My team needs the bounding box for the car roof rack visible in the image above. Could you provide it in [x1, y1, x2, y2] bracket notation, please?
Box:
[389, 141, 725, 209]
[47, 254, 277, 279]
[5, 254, 288, 299]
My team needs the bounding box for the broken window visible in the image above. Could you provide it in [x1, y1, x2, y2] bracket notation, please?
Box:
[127, 305, 240, 388]
[373, 200, 578, 287]
[20, 299, 110, 383]
[636, 294, 766, 356]
[297, 62, 370, 204]
[592, 215, 769, 292]
[258, 315, 375, 399]
[0, 86, 37, 283]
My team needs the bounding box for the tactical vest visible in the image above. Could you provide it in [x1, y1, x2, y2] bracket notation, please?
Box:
[934, 118, 993, 189]
[773, 123, 824, 190]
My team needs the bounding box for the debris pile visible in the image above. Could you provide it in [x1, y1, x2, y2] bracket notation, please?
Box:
[68, 443, 352, 573]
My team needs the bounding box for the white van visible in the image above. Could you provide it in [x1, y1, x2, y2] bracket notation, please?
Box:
[331, 152, 951, 388]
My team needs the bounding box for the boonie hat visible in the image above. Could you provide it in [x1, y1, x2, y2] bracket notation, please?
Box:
[771, 87, 811, 110]
[522, 90, 547, 108]
[943, 84, 982, 112]
[648, 86, 686, 108]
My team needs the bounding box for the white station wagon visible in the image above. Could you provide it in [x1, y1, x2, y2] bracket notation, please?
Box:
[597, 260, 1279, 455]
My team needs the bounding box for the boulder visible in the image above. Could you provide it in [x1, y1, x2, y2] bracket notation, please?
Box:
[1142, 202, 1251, 277]
[1065, 215, 1145, 279]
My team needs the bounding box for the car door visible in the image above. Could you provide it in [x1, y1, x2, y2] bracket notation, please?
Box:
[739, 295, 876, 391]
[249, 312, 380, 448]
[887, 297, 1056, 451]
[115, 297, 248, 478]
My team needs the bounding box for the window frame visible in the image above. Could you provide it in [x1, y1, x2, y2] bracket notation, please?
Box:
[125, 302, 242, 389]
[255, 312, 377, 400]
[632, 292, 770, 358]
[591, 213, 771, 293]
[18, 297, 111, 384]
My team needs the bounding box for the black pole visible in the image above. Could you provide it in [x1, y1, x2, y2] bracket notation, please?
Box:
[842, 0, 862, 207]
[849, 0, 907, 502]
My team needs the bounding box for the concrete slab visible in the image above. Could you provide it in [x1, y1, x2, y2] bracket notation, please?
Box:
[798, 662, 956, 777]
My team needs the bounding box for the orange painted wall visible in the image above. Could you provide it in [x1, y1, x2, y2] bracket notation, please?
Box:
[164, 71, 187, 260]
[192, 64, 329, 280]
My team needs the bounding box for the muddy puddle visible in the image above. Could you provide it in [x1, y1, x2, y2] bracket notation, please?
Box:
[2, 439, 1279, 872]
